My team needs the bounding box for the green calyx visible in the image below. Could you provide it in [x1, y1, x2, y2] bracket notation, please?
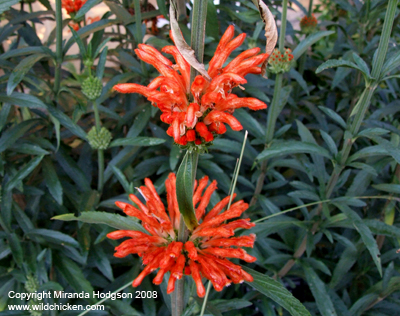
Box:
[87, 126, 112, 150]
[82, 77, 102, 101]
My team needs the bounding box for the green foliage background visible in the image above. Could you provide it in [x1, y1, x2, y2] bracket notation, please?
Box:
[0, 0, 400, 315]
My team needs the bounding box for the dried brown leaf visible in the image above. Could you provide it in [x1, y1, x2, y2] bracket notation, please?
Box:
[169, 1, 211, 81]
[252, 0, 278, 75]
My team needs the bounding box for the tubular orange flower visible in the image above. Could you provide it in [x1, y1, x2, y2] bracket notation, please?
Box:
[62, 0, 86, 16]
[113, 25, 268, 146]
[107, 173, 256, 297]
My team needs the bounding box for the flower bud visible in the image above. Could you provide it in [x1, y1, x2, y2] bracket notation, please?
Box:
[268, 48, 294, 74]
[300, 14, 318, 34]
[25, 275, 39, 293]
[83, 58, 94, 68]
[87, 126, 112, 150]
[82, 76, 102, 101]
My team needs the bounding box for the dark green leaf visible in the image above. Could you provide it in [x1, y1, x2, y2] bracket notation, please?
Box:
[109, 137, 166, 147]
[48, 106, 87, 140]
[257, 140, 332, 161]
[0, 92, 48, 109]
[52, 211, 147, 233]
[63, 19, 116, 54]
[372, 183, 400, 194]
[292, 31, 335, 60]
[364, 219, 400, 239]
[335, 204, 382, 276]
[55, 149, 91, 192]
[27, 229, 79, 247]
[7, 53, 48, 95]
[302, 264, 338, 316]
[176, 151, 199, 231]
[242, 266, 311, 316]
[206, 0, 219, 39]
[111, 165, 131, 193]
[75, 0, 102, 19]
[5, 155, 44, 191]
[316, 59, 365, 75]
[96, 46, 108, 79]
[7, 233, 23, 267]
[318, 106, 347, 129]
[352, 52, 371, 78]
[211, 299, 252, 312]
[55, 255, 96, 304]
[0, 0, 20, 14]
[69, 26, 87, 56]
[42, 157, 63, 205]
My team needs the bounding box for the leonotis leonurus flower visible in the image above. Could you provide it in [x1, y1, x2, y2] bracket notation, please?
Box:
[268, 48, 294, 74]
[61, 0, 85, 16]
[300, 14, 318, 34]
[114, 26, 268, 146]
[107, 174, 256, 297]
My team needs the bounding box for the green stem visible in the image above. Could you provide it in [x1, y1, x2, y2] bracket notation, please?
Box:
[278, 0, 288, 53]
[54, 0, 63, 94]
[189, 0, 208, 84]
[264, 73, 283, 143]
[199, 282, 212, 316]
[250, 0, 288, 207]
[92, 101, 104, 192]
[307, 0, 313, 17]
[134, 0, 148, 76]
[28, 3, 36, 32]
[370, 0, 398, 79]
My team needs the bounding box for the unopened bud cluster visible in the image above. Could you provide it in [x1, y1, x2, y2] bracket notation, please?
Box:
[82, 77, 102, 101]
[268, 48, 294, 74]
[25, 275, 42, 316]
[300, 14, 318, 34]
[25, 275, 39, 293]
[87, 127, 112, 150]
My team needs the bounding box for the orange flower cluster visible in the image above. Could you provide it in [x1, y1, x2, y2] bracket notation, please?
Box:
[114, 26, 268, 146]
[300, 14, 318, 34]
[61, 0, 85, 15]
[268, 48, 294, 74]
[107, 174, 256, 297]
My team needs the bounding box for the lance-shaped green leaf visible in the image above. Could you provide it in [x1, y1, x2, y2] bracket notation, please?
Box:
[257, 140, 332, 161]
[75, 0, 101, 19]
[316, 58, 371, 80]
[109, 137, 166, 147]
[292, 31, 335, 61]
[0, 92, 48, 109]
[0, 0, 20, 14]
[5, 155, 44, 192]
[0, 119, 41, 153]
[52, 211, 147, 233]
[242, 266, 311, 316]
[176, 151, 199, 231]
[42, 157, 63, 205]
[27, 229, 79, 247]
[7, 53, 48, 96]
[334, 203, 382, 276]
[302, 263, 338, 316]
